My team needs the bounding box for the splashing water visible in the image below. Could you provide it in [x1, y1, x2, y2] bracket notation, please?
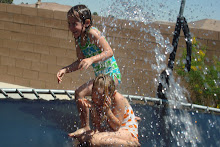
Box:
[99, 0, 210, 146]
[151, 27, 201, 146]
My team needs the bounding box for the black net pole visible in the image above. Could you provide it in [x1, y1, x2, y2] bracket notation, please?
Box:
[179, 0, 186, 17]
[182, 17, 192, 72]
[157, 0, 192, 100]
[168, 17, 182, 70]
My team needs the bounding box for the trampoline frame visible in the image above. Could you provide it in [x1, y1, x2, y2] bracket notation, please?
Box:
[0, 88, 219, 113]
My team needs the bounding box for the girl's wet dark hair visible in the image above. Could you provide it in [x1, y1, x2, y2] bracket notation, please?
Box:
[67, 4, 93, 26]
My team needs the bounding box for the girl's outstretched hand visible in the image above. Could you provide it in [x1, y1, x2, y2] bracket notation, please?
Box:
[78, 58, 93, 70]
[57, 68, 66, 84]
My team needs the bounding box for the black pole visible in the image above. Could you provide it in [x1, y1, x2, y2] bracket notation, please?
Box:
[179, 0, 186, 17]
[157, 0, 192, 98]
[168, 17, 182, 70]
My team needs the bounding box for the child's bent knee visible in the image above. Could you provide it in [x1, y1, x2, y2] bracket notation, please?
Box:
[75, 89, 87, 100]
[74, 89, 82, 100]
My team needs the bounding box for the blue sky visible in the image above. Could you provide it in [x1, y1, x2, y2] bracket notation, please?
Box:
[13, 0, 220, 22]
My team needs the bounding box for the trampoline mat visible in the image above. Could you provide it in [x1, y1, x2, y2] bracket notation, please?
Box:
[0, 99, 219, 146]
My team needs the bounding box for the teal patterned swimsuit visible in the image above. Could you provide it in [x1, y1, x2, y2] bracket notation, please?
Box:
[78, 27, 121, 84]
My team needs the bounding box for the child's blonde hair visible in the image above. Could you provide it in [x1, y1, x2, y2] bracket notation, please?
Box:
[93, 74, 115, 99]
[93, 74, 116, 124]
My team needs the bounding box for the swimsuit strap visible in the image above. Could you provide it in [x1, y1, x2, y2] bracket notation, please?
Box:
[78, 35, 91, 49]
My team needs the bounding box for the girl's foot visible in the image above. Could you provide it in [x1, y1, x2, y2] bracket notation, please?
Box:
[135, 116, 141, 123]
[68, 126, 90, 138]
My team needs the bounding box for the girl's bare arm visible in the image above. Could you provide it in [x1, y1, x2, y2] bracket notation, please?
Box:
[105, 94, 125, 131]
[88, 28, 114, 63]
[63, 40, 85, 73]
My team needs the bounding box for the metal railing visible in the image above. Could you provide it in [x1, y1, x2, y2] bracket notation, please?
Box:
[0, 88, 74, 99]
[0, 88, 220, 113]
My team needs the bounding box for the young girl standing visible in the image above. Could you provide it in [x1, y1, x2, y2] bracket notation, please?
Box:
[73, 74, 140, 146]
[56, 5, 121, 136]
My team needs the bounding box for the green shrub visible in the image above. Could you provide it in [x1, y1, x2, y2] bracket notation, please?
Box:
[175, 37, 220, 108]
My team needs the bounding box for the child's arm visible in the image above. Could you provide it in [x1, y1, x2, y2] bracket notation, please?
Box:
[104, 94, 125, 131]
[57, 41, 85, 83]
[78, 28, 114, 70]
[64, 41, 85, 72]
[82, 99, 102, 131]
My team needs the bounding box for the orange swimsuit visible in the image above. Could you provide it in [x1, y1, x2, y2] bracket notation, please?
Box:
[120, 105, 139, 140]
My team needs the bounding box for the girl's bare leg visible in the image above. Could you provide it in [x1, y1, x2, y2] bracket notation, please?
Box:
[89, 129, 140, 146]
[69, 79, 94, 137]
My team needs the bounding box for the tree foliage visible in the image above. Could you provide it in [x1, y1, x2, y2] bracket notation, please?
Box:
[0, 0, 13, 4]
[92, 12, 98, 16]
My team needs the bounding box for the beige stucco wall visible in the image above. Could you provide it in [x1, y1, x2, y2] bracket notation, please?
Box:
[0, 3, 219, 97]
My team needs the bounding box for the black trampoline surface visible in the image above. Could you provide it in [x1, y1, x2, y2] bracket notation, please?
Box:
[0, 98, 220, 147]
